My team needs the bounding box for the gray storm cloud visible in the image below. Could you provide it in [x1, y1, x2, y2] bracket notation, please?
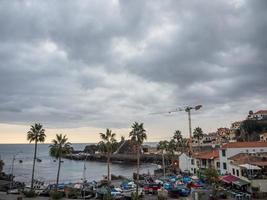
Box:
[0, 0, 266, 130]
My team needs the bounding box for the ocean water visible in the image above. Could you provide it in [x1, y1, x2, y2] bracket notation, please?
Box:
[0, 144, 158, 184]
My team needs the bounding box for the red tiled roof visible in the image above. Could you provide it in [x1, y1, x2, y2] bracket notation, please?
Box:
[228, 153, 266, 165]
[219, 175, 239, 184]
[193, 150, 219, 160]
[254, 110, 267, 115]
[251, 161, 267, 167]
[222, 141, 267, 148]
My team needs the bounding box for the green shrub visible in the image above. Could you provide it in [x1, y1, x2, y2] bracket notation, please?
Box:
[131, 192, 141, 200]
[67, 188, 80, 199]
[158, 190, 168, 200]
[49, 190, 64, 199]
[158, 194, 167, 200]
[23, 190, 37, 198]
[103, 192, 113, 200]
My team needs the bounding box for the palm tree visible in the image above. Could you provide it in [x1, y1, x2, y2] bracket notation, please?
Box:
[129, 122, 147, 194]
[49, 134, 72, 190]
[173, 130, 184, 152]
[99, 128, 117, 183]
[158, 140, 169, 179]
[173, 130, 182, 142]
[27, 123, 46, 189]
[166, 139, 178, 172]
[193, 127, 204, 151]
[181, 138, 189, 152]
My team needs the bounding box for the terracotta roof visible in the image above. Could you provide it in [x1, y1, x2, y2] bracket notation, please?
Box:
[222, 141, 267, 148]
[193, 150, 219, 160]
[254, 110, 267, 115]
[228, 153, 267, 165]
[251, 161, 267, 167]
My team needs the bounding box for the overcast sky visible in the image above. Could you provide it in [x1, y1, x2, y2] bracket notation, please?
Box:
[0, 0, 266, 143]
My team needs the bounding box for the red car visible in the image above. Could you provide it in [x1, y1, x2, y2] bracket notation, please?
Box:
[143, 183, 161, 194]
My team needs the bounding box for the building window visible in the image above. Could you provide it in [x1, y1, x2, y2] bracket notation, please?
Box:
[191, 159, 195, 165]
[202, 159, 207, 166]
[222, 149, 226, 157]
[194, 168, 196, 174]
[232, 168, 235, 175]
[216, 162, 220, 168]
[223, 162, 227, 170]
[236, 170, 239, 177]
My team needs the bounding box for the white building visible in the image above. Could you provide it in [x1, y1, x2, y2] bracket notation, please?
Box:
[179, 150, 220, 174]
[227, 152, 267, 193]
[260, 132, 267, 142]
[179, 153, 192, 173]
[219, 141, 267, 175]
[248, 110, 267, 120]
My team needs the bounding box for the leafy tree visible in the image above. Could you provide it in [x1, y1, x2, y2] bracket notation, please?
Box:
[99, 128, 117, 183]
[158, 140, 169, 178]
[27, 123, 46, 189]
[129, 122, 147, 194]
[205, 167, 219, 197]
[193, 127, 204, 150]
[49, 134, 72, 190]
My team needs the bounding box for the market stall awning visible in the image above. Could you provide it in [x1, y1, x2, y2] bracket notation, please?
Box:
[232, 179, 250, 187]
[219, 175, 239, 184]
[239, 164, 261, 170]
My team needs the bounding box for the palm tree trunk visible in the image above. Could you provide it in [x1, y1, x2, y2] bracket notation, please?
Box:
[136, 145, 140, 195]
[198, 138, 200, 152]
[162, 151, 165, 179]
[107, 154, 110, 184]
[56, 156, 61, 191]
[31, 139, 38, 189]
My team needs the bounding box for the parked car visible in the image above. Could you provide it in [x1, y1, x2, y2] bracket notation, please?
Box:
[143, 183, 161, 194]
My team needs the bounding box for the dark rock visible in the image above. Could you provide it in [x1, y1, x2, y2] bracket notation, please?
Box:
[84, 144, 99, 154]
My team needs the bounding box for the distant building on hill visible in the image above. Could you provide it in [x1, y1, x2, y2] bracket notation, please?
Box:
[229, 121, 242, 141]
[217, 127, 230, 137]
[247, 110, 267, 121]
[191, 131, 228, 149]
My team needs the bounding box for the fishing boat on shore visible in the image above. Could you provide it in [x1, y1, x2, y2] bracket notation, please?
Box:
[24, 179, 47, 194]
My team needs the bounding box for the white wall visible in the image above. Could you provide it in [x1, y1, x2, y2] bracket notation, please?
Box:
[179, 153, 192, 173]
[251, 179, 267, 192]
[219, 147, 267, 174]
